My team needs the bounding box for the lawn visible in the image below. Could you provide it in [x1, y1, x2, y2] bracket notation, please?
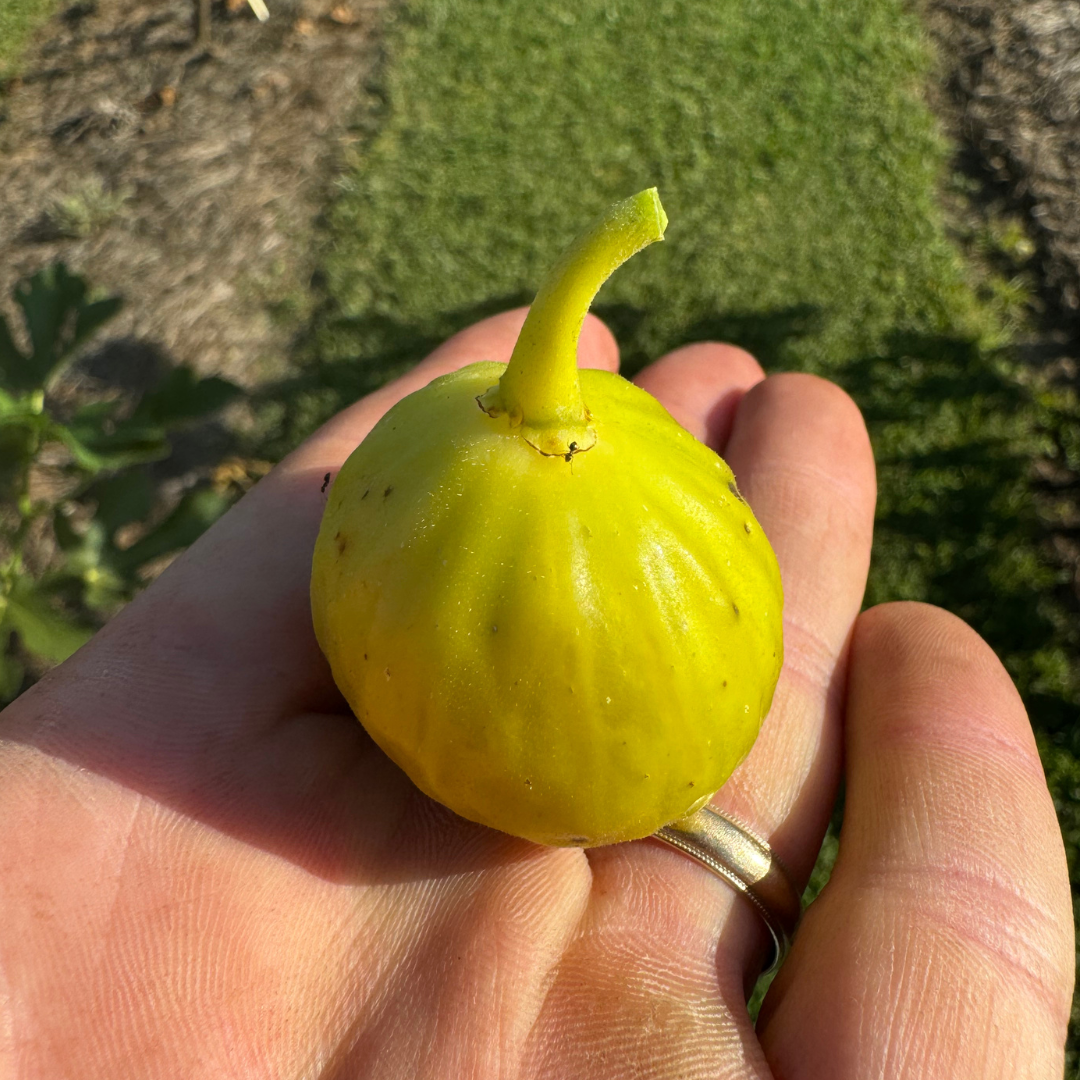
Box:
[0, 0, 56, 79]
[281, 0, 1079, 1053]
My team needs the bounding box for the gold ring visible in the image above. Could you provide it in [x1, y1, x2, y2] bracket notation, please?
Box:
[654, 805, 801, 974]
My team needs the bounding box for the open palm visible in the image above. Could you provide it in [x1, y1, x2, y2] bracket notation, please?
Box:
[0, 310, 1072, 1078]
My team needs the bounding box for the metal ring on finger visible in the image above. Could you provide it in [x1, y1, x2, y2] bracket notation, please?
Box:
[653, 805, 801, 975]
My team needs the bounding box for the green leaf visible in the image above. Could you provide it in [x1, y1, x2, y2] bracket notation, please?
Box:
[0, 642, 25, 703]
[73, 297, 123, 351]
[59, 421, 168, 473]
[6, 264, 122, 391]
[52, 507, 85, 554]
[0, 424, 36, 502]
[52, 513, 109, 568]
[0, 385, 22, 416]
[12, 263, 87, 389]
[0, 398, 44, 429]
[3, 578, 93, 664]
[53, 425, 109, 473]
[0, 312, 27, 392]
[134, 367, 242, 427]
[84, 471, 155, 533]
[114, 487, 232, 575]
[70, 398, 123, 427]
[82, 570, 128, 614]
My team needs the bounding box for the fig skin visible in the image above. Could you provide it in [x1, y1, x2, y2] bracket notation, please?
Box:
[310, 362, 783, 848]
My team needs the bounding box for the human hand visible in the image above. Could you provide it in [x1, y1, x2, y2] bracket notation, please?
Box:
[0, 310, 1072, 1078]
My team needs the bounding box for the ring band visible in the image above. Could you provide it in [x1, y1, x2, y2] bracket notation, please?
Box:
[653, 806, 801, 974]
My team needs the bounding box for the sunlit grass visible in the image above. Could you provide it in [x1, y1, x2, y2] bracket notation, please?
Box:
[0, 0, 56, 79]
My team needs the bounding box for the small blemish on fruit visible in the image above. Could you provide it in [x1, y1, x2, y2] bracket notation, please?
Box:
[722, 680, 728, 687]
[732, 602, 739, 618]
[492, 625, 498, 633]
[744, 521, 752, 534]
[688, 780, 695, 787]
[336, 532, 348, 555]
[728, 480, 745, 503]
[384, 486, 394, 498]
[385, 668, 392, 681]
[361, 489, 369, 500]
[321, 472, 331, 493]
[363, 653, 368, 660]
[524, 778, 532, 787]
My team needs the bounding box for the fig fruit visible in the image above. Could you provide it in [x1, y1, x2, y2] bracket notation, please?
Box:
[311, 189, 783, 847]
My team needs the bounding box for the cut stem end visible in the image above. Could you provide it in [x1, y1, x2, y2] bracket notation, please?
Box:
[482, 188, 667, 456]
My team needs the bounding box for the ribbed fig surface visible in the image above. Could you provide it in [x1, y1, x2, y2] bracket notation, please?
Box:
[311, 190, 783, 846]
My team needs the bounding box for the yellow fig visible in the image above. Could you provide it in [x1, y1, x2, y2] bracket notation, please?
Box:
[311, 189, 783, 847]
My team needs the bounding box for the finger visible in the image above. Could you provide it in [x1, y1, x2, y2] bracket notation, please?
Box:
[758, 602, 1074, 1079]
[632, 341, 765, 449]
[4, 311, 619, 742]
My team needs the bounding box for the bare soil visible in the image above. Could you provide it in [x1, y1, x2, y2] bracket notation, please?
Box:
[926, 0, 1080, 371]
[0, 0, 385, 390]
[926, 0, 1080, 604]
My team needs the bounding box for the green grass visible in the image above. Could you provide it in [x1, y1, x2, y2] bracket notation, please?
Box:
[313, 0, 983, 378]
[0, 0, 56, 79]
[267, 0, 1080, 1059]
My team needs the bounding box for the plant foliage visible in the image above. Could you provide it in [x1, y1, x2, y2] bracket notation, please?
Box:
[0, 263, 241, 701]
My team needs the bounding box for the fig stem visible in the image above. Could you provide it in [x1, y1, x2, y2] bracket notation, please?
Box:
[485, 188, 667, 456]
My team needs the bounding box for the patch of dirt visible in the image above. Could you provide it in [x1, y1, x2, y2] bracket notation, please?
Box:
[925, 0, 1080, 606]
[925, 0, 1080, 366]
[0, 0, 386, 389]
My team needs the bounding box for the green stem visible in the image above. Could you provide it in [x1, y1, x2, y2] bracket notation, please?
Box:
[480, 188, 667, 456]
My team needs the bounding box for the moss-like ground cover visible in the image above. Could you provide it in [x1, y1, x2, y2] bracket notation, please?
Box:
[289, 0, 1079, 1050]
[0, 0, 56, 79]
